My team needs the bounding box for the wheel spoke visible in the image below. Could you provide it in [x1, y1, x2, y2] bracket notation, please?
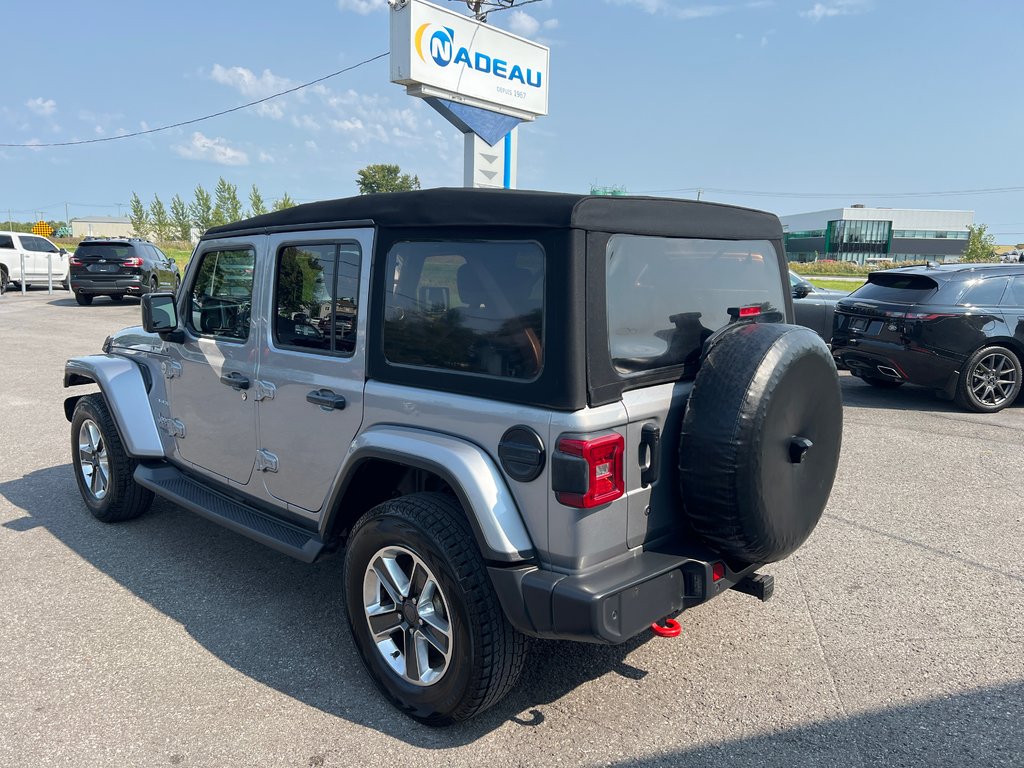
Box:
[409, 562, 428, 600]
[372, 557, 407, 604]
[419, 613, 451, 656]
[366, 607, 403, 639]
[404, 627, 423, 682]
[79, 443, 94, 465]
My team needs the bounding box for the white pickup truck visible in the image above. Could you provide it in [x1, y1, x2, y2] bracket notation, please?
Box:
[0, 231, 71, 291]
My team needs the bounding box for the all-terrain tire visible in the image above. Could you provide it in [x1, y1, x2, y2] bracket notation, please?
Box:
[344, 492, 526, 726]
[71, 394, 154, 522]
[679, 323, 843, 564]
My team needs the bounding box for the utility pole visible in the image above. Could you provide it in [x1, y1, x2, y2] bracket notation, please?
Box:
[65, 202, 70, 228]
[697, 188, 703, 201]
[468, 0, 485, 20]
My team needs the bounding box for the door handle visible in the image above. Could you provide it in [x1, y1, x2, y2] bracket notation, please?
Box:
[307, 388, 346, 410]
[219, 371, 250, 390]
[639, 423, 661, 487]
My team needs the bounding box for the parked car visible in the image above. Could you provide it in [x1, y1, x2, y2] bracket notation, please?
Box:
[68, 237, 180, 305]
[832, 264, 1024, 412]
[0, 230, 71, 291]
[790, 271, 849, 343]
[62, 189, 842, 724]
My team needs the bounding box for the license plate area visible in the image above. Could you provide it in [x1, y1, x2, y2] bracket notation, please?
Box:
[88, 264, 118, 273]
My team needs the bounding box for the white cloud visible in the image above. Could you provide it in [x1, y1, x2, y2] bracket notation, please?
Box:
[209, 64, 293, 118]
[542, 18, 560, 30]
[173, 132, 249, 166]
[800, 0, 870, 21]
[337, 0, 387, 13]
[304, 140, 319, 152]
[292, 114, 322, 132]
[26, 97, 57, 116]
[508, 10, 541, 37]
[604, 0, 730, 20]
[258, 151, 275, 163]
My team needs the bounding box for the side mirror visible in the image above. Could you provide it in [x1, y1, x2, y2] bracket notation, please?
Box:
[59, 248, 68, 255]
[792, 284, 811, 299]
[142, 292, 179, 334]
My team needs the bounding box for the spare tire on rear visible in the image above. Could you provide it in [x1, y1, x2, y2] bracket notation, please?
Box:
[679, 322, 842, 564]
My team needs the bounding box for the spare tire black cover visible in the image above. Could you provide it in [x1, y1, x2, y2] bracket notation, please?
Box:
[679, 322, 842, 564]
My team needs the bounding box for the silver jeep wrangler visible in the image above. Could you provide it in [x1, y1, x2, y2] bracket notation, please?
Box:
[64, 189, 842, 725]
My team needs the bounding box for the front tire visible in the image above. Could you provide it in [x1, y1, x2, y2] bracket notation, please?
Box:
[955, 345, 1022, 413]
[343, 493, 526, 725]
[70, 394, 153, 522]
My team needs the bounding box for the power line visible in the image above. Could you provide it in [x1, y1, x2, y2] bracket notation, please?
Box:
[0, 52, 389, 149]
[636, 185, 1024, 199]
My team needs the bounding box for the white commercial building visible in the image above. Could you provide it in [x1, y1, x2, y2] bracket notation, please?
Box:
[71, 216, 133, 239]
[781, 206, 974, 264]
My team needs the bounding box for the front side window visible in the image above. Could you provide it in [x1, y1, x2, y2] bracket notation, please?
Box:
[607, 235, 785, 374]
[383, 241, 544, 380]
[188, 248, 255, 341]
[273, 242, 361, 355]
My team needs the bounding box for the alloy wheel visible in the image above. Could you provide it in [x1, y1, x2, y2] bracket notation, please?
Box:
[362, 545, 453, 687]
[78, 419, 110, 500]
[970, 352, 1018, 407]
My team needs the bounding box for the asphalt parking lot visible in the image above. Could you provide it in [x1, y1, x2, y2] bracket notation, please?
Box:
[1, 289, 1022, 768]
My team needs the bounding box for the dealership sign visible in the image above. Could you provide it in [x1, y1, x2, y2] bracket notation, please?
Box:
[390, 0, 549, 120]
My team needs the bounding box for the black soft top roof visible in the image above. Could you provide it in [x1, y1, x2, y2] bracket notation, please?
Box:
[203, 188, 782, 242]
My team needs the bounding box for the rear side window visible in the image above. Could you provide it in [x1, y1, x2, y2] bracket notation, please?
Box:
[852, 273, 939, 304]
[958, 277, 1008, 307]
[606, 235, 784, 374]
[383, 241, 544, 380]
[1003, 276, 1024, 307]
[0, 235, 13, 249]
[274, 242, 361, 355]
[188, 248, 255, 341]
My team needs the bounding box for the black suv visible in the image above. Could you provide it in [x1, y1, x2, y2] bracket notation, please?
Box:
[69, 238, 180, 305]
[833, 264, 1024, 412]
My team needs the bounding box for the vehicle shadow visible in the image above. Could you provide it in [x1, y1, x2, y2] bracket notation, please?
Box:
[47, 297, 141, 308]
[604, 679, 1022, 767]
[839, 373, 966, 413]
[0, 464, 650, 747]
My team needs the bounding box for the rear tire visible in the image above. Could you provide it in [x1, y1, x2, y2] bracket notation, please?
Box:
[75, 293, 93, 306]
[954, 345, 1021, 413]
[70, 394, 154, 522]
[344, 492, 526, 725]
[860, 375, 904, 389]
[0, 267, 7, 295]
[109, 294, 124, 302]
[149, 276, 159, 294]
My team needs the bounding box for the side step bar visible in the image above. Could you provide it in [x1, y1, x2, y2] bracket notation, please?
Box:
[134, 464, 324, 563]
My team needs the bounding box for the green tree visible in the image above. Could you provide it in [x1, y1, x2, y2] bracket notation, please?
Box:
[170, 194, 191, 241]
[249, 184, 268, 217]
[190, 185, 214, 234]
[355, 163, 420, 194]
[129, 192, 150, 238]
[149, 195, 171, 243]
[273, 192, 297, 211]
[961, 223, 997, 263]
[212, 176, 243, 227]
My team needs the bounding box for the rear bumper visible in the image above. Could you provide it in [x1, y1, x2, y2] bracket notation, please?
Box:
[832, 337, 962, 393]
[71, 275, 143, 295]
[489, 545, 766, 644]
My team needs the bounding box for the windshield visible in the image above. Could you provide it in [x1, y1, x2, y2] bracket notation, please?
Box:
[607, 235, 785, 375]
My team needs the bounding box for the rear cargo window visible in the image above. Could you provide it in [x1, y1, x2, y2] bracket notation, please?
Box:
[852, 273, 939, 304]
[75, 244, 135, 259]
[383, 241, 544, 380]
[606, 235, 784, 374]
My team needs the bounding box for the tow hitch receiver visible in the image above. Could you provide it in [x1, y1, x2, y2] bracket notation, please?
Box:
[731, 573, 774, 602]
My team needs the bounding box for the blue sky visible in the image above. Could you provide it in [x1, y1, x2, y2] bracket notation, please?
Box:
[2, 0, 1023, 241]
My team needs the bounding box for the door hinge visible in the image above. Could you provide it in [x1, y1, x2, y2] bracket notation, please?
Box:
[254, 380, 276, 401]
[161, 360, 183, 379]
[157, 416, 186, 438]
[256, 449, 279, 473]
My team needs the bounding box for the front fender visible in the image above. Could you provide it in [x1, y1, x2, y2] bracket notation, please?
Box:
[342, 426, 535, 563]
[64, 355, 164, 459]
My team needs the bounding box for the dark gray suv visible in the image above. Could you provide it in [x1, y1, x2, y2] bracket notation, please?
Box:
[63, 189, 843, 725]
[69, 237, 180, 305]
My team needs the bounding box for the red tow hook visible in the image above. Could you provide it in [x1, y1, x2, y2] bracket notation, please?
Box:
[650, 618, 681, 638]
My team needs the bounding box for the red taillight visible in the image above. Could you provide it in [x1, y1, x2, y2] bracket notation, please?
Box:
[712, 562, 726, 582]
[905, 312, 954, 321]
[728, 305, 763, 320]
[69, 256, 82, 266]
[555, 433, 625, 508]
[122, 256, 143, 267]
[738, 306, 761, 318]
